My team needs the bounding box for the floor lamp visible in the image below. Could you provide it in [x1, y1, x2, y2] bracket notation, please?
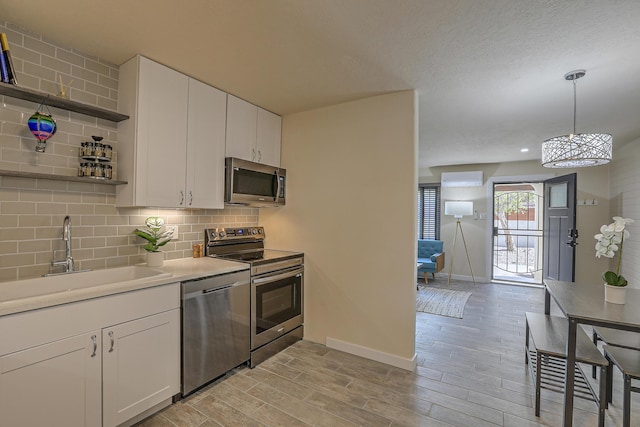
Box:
[445, 201, 476, 285]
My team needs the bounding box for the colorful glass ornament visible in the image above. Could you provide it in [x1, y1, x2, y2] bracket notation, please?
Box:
[27, 102, 57, 152]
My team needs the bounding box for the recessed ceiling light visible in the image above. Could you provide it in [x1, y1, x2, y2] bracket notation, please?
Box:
[520, 148, 529, 153]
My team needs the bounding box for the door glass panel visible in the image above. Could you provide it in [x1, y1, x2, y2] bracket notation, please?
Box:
[549, 183, 567, 208]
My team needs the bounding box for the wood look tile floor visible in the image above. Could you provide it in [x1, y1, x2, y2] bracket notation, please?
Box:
[136, 280, 640, 426]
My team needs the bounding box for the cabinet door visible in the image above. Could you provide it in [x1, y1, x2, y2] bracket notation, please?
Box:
[0, 332, 101, 427]
[137, 57, 189, 207]
[225, 94, 258, 162]
[102, 309, 180, 427]
[186, 79, 227, 209]
[256, 107, 282, 167]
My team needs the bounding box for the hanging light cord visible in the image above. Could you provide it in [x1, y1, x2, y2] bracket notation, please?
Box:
[572, 75, 577, 136]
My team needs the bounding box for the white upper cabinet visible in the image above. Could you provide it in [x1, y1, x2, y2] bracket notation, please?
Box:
[225, 95, 257, 162]
[186, 79, 226, 209]
[256, 107, 282, 167]
[117, 56, 226, 208]
[225, 94, 281, 167]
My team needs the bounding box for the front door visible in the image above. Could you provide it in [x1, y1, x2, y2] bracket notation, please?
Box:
[543, 173, 577, 282]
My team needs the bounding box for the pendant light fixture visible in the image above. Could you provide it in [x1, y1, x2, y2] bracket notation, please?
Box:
[541, 70, 612, 168]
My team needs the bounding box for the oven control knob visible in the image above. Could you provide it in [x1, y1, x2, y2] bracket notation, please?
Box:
[251, 228, 257, 235]
[257, 228, 263, 234]
[209, 230, 217, 239]
[218, 230, 226, 239]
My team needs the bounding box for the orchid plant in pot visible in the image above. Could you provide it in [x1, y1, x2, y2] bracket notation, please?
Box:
[595, 216, 634, 304]
[134, 217, 174, 267]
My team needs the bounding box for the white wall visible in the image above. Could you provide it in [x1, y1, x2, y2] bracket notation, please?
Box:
[420, 160, 611, 285]
[260, 91, 418, 369]
[609, 139, 640, 288]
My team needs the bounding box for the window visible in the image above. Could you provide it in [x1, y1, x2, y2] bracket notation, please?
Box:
[418, 184, 441, 239]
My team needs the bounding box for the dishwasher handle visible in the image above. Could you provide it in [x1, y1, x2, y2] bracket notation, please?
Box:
[182, 270, 250, 299]
[183, 279, 248, 300]
[202, 284, 233, 294]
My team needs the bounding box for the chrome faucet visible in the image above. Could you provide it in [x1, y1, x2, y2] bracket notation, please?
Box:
[52, 215, 75, 273]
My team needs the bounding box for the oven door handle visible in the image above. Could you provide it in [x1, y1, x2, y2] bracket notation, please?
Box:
[253, 268, 304, 285]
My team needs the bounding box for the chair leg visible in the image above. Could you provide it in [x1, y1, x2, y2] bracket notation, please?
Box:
[623, 375, 631, 427]
[605, 353, 613, 405]
[592, 330, 598, 379]
[423, 272, 429, 283]
[598, 365, 607, 427]
[535, 352, 542, 416]
[525, 319, 530, 365]
[432, 272, 436, 281]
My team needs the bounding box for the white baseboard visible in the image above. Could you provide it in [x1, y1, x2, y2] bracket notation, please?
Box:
[325, 337, 416, 371]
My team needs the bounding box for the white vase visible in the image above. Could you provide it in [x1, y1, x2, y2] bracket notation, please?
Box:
[146, 251, 164, 267]
[604, 283, 626, 304]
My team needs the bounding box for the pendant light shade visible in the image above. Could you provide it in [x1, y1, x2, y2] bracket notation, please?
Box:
[541, 70, 612, 168]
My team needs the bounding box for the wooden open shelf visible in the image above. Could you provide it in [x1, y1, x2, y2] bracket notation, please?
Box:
[0, 82, 129, 122]
[0, 169, 127, 185]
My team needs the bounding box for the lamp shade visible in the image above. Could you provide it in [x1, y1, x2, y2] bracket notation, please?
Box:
[541, 70, 612, 168]
[541, 133, 612, 168]
[444, 201, 473, 218]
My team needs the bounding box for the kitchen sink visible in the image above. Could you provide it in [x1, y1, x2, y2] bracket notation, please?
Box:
[0, 266, 172, 303]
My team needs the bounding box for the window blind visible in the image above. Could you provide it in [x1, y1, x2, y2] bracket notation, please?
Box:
[418, 184, 441, 239]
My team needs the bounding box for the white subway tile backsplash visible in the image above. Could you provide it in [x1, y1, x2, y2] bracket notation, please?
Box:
[0, 22, 258, 281]
[23, 35, 56, 56]
[56, 48, 85, 67]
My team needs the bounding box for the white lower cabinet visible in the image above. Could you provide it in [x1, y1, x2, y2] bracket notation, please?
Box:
[0, 283, 180, 427]
[0, 331, 102, 427]
[103, 309, 180, 427]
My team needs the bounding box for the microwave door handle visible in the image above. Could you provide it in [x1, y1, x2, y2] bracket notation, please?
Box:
[274, 170, 280, 201]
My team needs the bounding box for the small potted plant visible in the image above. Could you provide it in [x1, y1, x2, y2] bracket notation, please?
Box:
[595, 216, 634, 304]
[134, 216, 174, 267]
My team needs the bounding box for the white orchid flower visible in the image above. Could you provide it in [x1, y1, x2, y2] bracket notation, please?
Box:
[595, 216, 634, 286]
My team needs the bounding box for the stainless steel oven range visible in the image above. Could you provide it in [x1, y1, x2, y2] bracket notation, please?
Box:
[205, 227, 304, 367]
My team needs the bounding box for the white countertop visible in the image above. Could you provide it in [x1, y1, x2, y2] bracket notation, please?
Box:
[154, 256, 249, 281]
[0, 257, 249, 317]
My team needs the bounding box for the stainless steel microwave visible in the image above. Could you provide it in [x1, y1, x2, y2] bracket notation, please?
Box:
[224, 157, 286, 207]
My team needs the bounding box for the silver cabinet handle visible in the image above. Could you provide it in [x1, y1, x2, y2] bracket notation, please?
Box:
[179, 190, 184, 206]
[251, 148, 256, 161]
[257, 150, 262, 162]
[108, 331, 114, 353]
[189, 190, 193, 206]
[90, 335, 97, 357]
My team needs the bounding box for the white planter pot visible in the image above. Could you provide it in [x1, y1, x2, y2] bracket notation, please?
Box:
[146, 251, 164, 267]
[604, 283, 626, 304]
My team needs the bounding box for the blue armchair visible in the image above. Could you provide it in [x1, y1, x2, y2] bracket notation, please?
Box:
[417, 239, 445, 283]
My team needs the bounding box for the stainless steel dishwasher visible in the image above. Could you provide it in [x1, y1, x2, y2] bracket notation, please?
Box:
[181, 269, 250, 396]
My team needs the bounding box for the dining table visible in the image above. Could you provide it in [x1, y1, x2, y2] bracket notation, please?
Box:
[544, 279, 640, 427]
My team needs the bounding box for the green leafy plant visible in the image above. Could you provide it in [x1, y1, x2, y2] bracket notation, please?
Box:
[133, 217, 173, 252]
[595, 216, 634, 286]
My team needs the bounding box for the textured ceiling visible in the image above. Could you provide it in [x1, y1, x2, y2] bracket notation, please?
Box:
[2, 0, 639, 168]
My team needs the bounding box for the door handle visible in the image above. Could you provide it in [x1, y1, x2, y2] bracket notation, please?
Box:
[108, 331, 114, 353]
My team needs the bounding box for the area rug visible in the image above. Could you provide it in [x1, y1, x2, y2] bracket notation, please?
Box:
[416, 287, 472, 318]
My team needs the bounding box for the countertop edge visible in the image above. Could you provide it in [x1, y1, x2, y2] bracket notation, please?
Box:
[0, 257, 249, 317]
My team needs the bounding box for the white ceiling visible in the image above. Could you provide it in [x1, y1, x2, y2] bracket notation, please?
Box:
[2, 0, 640, 168]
